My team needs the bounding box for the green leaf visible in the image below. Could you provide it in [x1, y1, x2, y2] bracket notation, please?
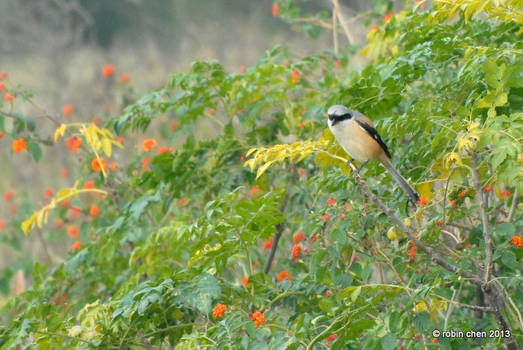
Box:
[501, 251, 517, 269]
[27, 141, 42, 162]
[413, 312, 431, 332]
[381, 334, 397, 350]
[494, 223, 515, 238]
[183, 273, 221, 314]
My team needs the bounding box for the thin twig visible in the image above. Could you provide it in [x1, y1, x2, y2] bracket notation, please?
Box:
[332, 0, 355, 45]
[507, 189, 518, 222]
[471, 155, 492, 284]
[332, 5, 339, 55]
[264, 200, 288, 274]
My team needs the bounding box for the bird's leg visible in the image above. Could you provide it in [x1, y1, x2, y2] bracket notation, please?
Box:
[356, 160, 369, 174]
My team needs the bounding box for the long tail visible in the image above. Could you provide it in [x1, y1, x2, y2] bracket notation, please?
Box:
[381, 158, 419, 205]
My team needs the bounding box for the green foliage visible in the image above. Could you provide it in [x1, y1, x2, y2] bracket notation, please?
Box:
[1, 2, 522, 350]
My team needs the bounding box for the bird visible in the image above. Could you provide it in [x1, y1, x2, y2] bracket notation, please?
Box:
[327, 104, 419, 204]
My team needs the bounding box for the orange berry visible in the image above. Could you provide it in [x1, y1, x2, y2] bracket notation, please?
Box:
[272, 4, 280, 16]
[501, 189, 512, 198]
[67, 226, 80, 238]
[263, 237, 273, 250]
[4, 93, 14, 101]
[212, 303, 226, 318]
[484, 185, 492, 193]
[242, 276, 249, 287]
[142, 138, 157, 151]
[116, 136, 124, 144]
[62, 104, 74, 117]
[293, 231, 304, 243]
[326, 196, 336, 206]
[102, 65, 115, 78]
[12, 138, 27, 153]
[89, 204, 100, 217]
[321, 212, 330, 222]
[437, 220, 444, 227]
[209, 107, 216, 115]
[408, 241, 416, 261]
[71, 241, 82, 251]
[458, 189, 467, 198]
[250, 310, 266, 328]
[91, 157, 105, 172]
[277, 270, 292, 282]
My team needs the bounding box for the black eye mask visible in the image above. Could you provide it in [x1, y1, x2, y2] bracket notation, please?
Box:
[328, 112, 352, 126]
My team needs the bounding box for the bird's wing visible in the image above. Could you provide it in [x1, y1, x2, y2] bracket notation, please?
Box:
[354, 119, 392, 159]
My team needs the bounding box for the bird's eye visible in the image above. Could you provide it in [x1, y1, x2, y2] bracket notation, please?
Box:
[344, 113, 352, 119]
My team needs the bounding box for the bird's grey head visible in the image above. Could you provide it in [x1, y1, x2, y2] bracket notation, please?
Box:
[327, 104, 355, 127]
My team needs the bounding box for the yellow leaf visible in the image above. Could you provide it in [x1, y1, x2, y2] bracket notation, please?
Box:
[102, 138, 112, 157]
[256, 161, 274, 179]
[54, 124, 67, 142]
[21, 214, 36, 235]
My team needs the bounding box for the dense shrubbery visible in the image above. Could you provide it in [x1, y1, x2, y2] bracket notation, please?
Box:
[0, 1, 521, 349]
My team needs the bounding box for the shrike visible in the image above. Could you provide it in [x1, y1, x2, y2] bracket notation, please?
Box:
[327, 104, 419, 204]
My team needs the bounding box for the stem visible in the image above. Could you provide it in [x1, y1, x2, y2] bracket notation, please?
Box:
[264, 197, 288, 274]
[507, 189, 518, 222]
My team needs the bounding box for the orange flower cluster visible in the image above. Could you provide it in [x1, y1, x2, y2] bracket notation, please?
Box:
[250, 185, 261, 196]
[0, 82, 4, 92]
[84, 180, 95, 189]
[71, 241, 81, 251]
[0, 220, 6, 230]
[157, 146, 174, 155]
[383, 12, 392, 23]
[67, 226, 80, 238]
[4, 191, 14, 201]
[242, 276, 249, 287]
[91, 157, 105, 172]
[250, 310, 265, 328]
[263, 236, 273, 250]
[277, 270, 292, 282]
[511, 235, 523, 248]
[239, 65, 246, 73]
[325, 289, 331, 298]
[484, 185, 492, 193]
[293, 231, 304, 243]
[290, 69, 300, 84]
[457, 189, 467, 199]
[325, 333, 337, 342]
[292, 244, 301, 262]
[142, 139, 157, 151]
[310, 233, 320, 243]
[408, 241, 417, 261]
[271, 4, 279, 16]
[212, 303, 226, 318]
[62, 104, 74, 117]
[12, 138, 26, 153]
[418, 195, 428, 206]
[70, 206, 82, 218]
[321, 212, 330, 222]
[4, 93, 14, 102]
[142, 157, 151, 171]
[90, 204, 100, 217]
[44, 188, 53, 199]
[501, 189, 512, 198]
[0, 131, 3, 138]
[66, 137, 82, 152]
[102, 65, 115, 78]
[326, 196, 336, 206]
[179, 196, 189, 207]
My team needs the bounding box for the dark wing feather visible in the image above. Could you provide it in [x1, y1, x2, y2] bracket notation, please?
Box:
[355, 120, 392, 159]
